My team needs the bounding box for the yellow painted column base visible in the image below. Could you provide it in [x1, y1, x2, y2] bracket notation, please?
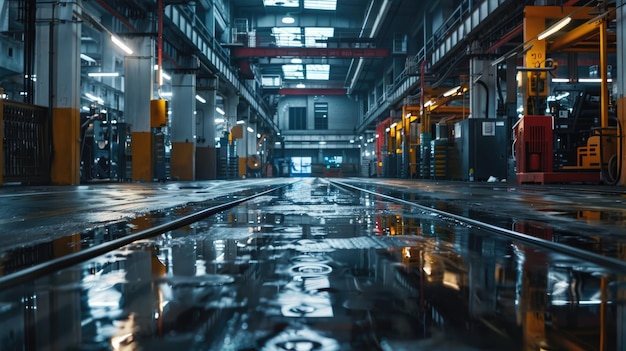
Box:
[132, 132, 154, 182]
[51, 107, 80, 185]
[239, 157, 247, 178]
[170, 142, 195, 181]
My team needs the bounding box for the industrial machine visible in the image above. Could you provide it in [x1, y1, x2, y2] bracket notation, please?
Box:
[80, 107, 130, 182]
[217, 133, 239, 179]
[514, 83, 620, 184]
[550, 84, 611, 168]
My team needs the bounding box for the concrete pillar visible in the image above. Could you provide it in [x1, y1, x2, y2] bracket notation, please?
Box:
[170, 73, 196, 180]
[125, 35, 154, 182]
[237, 105, 251, 178]
[35, 0, 81, 185]
[100, 16, 123, 93]
[617, 0, 626, 186]
[226, 94, 240, 134]
[224, 94, 241, 177]
[196, 78, 217, 179]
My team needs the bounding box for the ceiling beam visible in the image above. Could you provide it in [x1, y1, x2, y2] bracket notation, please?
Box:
[278, 88, 346, 95]
[230, 47, 389, 58]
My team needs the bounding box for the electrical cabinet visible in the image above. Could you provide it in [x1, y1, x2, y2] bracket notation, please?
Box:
[453, 118, 509, 181]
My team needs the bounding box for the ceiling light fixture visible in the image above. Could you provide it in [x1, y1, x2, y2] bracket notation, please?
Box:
[195, 95, 206, 104]
[537, 16, 571, 40]
[85, 93, 104, 104]
[80, 54, 96, 63]
[215, 107, 225, 115]
[443, 86, 461, 97]
[110, 35, 133, 55]
[282, 14, 295, 24]
[88, 72, 119, 77]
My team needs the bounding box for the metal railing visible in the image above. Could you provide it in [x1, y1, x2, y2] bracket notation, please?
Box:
[1, 100, 51, 184]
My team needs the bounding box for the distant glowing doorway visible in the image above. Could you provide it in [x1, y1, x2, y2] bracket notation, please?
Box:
[291, 157, 312, 176]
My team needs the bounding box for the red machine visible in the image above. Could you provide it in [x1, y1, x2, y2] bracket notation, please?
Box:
[514, 115, 601, 184]
[514, 115, 553, 175]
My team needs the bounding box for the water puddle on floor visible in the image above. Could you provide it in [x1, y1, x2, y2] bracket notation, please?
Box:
[0, 179, 624, 351]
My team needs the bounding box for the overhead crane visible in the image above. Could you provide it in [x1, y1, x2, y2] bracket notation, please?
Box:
[229, 46, 389, 82]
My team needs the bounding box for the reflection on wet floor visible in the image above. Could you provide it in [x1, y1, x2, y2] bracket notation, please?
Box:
[0, 179, 624, 350]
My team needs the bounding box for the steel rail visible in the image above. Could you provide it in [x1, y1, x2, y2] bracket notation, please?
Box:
[353, 177, 626, 196]
[0, 185, 287, 290]
[327, 178, 626, 272]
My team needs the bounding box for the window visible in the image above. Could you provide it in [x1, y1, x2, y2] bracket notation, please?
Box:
[314, 102, 328, 130]
[289, 107, 307, 130]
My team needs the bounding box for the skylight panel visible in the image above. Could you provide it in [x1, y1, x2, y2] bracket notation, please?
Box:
[304, 0, 337, 10]
[304, 27, 334, 47]
[272, 27, 303, 47]
[282, 64, 304, 80]
[264, 0, 299, 7]
[306, 64, 330, 80]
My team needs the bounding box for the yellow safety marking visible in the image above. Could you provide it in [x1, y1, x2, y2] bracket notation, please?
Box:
[51, 107, 80, 185]
[132, 132, 154, 182]
[170, 142, 195, 180]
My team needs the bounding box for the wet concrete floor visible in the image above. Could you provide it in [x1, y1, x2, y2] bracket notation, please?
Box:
[0, 178, 624, 351]
[340, 178, 626, 261]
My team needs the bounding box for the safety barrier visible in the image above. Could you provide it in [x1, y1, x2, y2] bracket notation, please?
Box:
[1, 100, 51, 185]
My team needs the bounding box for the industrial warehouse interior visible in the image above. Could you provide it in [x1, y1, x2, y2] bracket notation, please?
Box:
[1, 0, 626, 350]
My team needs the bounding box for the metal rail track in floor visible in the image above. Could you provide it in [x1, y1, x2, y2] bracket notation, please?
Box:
[352, 177, 626, 196]
[327, 178, 626, 273]
[0, 184, 290, 290]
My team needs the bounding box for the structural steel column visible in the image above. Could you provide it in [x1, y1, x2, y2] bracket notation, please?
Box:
[617, 0, 626, 186]
[170, 73, 196, 180]
[35, 1, 81, 185]
[523, 7, 548, 116]
[125, 36, 154, 182]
